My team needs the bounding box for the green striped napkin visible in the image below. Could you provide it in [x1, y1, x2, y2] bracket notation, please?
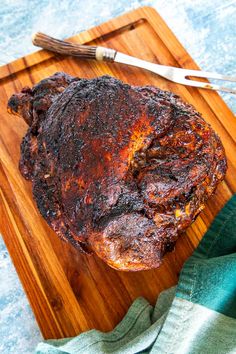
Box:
[35, 195, 236, 354]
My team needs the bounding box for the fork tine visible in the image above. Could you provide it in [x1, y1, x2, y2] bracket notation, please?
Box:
[180, 68, 236, 82]
[113, 52, 236, 92]
[180, 78, 236, 94]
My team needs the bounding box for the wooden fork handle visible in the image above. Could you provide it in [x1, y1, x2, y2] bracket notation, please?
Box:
[32, 32, 117, 62]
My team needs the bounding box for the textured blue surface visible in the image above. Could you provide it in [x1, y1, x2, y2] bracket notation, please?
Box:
[0, 238, 42, 353]
[0, 1, 235, 353]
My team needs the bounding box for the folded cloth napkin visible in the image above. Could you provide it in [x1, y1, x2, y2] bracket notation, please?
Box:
[35, 195, 236, 354]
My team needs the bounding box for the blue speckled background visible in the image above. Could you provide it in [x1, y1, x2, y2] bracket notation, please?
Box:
[0, 1, 235, 353]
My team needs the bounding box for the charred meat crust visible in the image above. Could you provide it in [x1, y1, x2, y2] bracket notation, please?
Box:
[8, 73, 227, 270]
[8, 72, 80, 180]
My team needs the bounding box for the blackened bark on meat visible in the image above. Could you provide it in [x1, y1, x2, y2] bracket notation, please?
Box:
[8, 73, 227, 271]
[8, 72, 80, 179]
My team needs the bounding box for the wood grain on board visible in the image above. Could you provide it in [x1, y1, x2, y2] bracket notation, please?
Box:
[0, 7, 235, 338]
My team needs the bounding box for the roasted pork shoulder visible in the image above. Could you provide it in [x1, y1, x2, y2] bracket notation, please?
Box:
[8, 73, 227, 271]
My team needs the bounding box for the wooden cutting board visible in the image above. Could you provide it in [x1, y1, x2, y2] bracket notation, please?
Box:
[0, 6, 236, 339]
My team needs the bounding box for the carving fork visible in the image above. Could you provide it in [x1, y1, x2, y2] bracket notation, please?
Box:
[32, 32, 236, 94]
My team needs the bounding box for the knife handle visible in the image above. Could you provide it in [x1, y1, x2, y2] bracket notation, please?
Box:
[32, 32, 117, 62]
